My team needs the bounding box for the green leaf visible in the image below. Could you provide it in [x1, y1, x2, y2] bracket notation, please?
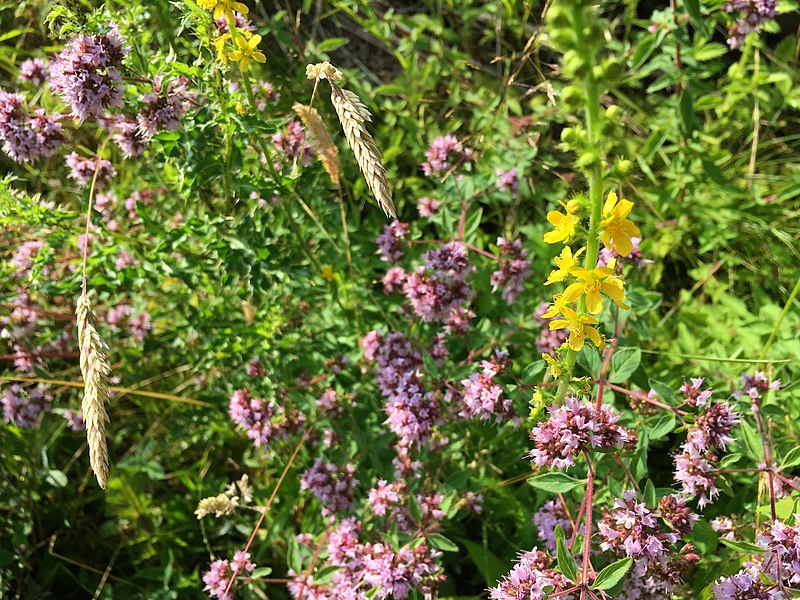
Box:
[527, 472, 585, 494]
[316, 37, 349, 53]
[643, 479, 657, 508]
[592, 557, 633, 590]
[609, 347, 641, 383]
[720, 539, 764, 555]
[739, 421, 765, 461]
[45, 470, 68, 487]
[693, 43, 727, 62]
[427, 533, 459, 552]
[556, 526, 579, 583]
[781, 446, 800, 468]
[461, 538, 508, 586]
[678, 89, 699, 137]
[647, 413, 675, 440]
[578, 345, 601, 378]
[647, 379, 674, 403]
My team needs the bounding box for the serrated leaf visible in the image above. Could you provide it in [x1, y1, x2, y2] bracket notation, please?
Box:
[527, 472, 585, 494]
[592, 557, 633, 590]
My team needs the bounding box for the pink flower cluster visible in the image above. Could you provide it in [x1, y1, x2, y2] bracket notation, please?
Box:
[459, 352, 513, 423]
[495, 167, 520, 194]
[489, 549, 575, 600]
[598, 491, 681, 563]
[597, 236, 647, 269]
[673, 401, 740, 507]
[402, 242, 473, 322]
[758, 518, 800, 587]
[490, 237, 530, 304]
[529, 397, 636, 470]
[376, 221, 409, 263]
[739, 371, 780, 402]
[417, 196, 440, 218]
[299, 459, 357, 517]
[272, 119, 313, 167]
[0, 91, 64, 163]
[49, 29, 127, 121]
[288, 520, 443, 600]
[18, 58, 48, 85]
[532, 500, 572, 551]
[202, 551, 256, 600]
[421, 134, 474, 177]
[724, 0, 778, 49]
[137, 76, 191, 138]
[228, 388, 279, 447]
[65, 152, 116, 189]
[11, 240, 47, 277]
[680, 377, 713, 407]
[105, 304, 151, 342]
[2, 384, 52, 427]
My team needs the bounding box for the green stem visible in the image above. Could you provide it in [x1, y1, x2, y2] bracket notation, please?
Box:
[759, 275, 800, 361]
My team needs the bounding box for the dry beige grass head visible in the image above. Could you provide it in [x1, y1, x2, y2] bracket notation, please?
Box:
[76, 294, 111, 489]
[307, 62, 397, 219]
[293, 103, 340, 187]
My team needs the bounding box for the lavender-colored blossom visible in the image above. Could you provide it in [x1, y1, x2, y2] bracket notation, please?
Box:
[444, 306, 474, 335]
[738, 371, 781, 402]
[402, 242, 473, 322]
[272, 119, 313, 167]
[598, 491, 680, 564]
[489, 550, 575, 600]
[724, 0, 778, 49]
[63, 409, 85, 432]
[228, 387, 277, 447]
[48, 29, 127, 120]
[11, 240, 46, 276]
[597, 236, 649, 269]
[495, 168, 520, 194]
[712, 570, 774, 599]
[693, 402, 740, 452]
[532, 500, 572, 551]
[252, 79, 280, 110]
[137, 76, 190, 138]
[299, 459, 357, 517]
[673, 434, 719, 508]
[658, 494, 698, 535]
[381, 266, 407, 294]
[417, 196, 440, 218]
[245, 357, 265, 377]
[680, 377, 713, 407]
[18, 58, 48, 85]
[375, 221, 409, 263]
[115, 249, 138, 270]
[367, 479, 404, 517]
[385, 370, 440, 447]
[65, 152, 116, 188]
[2, 384, 52, 427]
[421, 134, 474, 177]
[360, 541, 442, 600]
[2, 290, 39, 337]
[0, 91, 64, 162]
[490, 237, 530, 304]
[317, 389, 341, 418]
[429, 332, 449, 365]
[459, 352, 513, 423]
[758, 518, 800, 587]
[711, 516, 737, 540]
[110, 116, 149, 158]
[202, 552, 255, 600]
[128, 311, 151, 342]
[529, 396, 636, 470]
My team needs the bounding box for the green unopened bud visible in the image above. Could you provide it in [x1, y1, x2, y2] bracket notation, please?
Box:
[577, 150, 599, 169]
[561, 85, 583, 107]
[605, 104, 621, 120]
[602, 58, 625, 82]
[616, 159, 633, 174]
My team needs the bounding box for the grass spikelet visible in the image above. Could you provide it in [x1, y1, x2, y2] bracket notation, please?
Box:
[307, 62, 396, 219]
[293, 103, 341, 186]
[76, 294, 111, 489]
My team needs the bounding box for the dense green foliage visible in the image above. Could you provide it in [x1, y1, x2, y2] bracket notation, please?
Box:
[1, 0, 799, 599]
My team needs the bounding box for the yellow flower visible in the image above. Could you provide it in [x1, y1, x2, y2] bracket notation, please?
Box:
[549, 306, 604, 352]
[542, 353, 562, 379]
[563, 262, 629, 314]
[541, 293, 570, 319]
[545, 246, 585, 285]
[543, 202, 578, 244]
[212, 34, 230, 62]
[600, 191, 641, 256]
[198, 0, 249, 21]
[321, 265, 335, 281]
[228, 34, 266, 72]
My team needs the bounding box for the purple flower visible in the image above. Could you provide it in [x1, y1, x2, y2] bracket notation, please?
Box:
[18, 58, 48, 85]
[48, 29, 127, 121]
[63, 409, 85, 432]
[65, 152, 116, 189]
[252, 79, 280, 109]
[444, 306, 474, 335]
[489, 550, 575, 600]
[115, 249, 138, 270]
[490, 237, 530, 304]
[360, 541, 442, 600]
[596, 236, 649, 269]
[272, 119, 313, 167]
[2, 384, 52, 427]
[367, 478, 403, 517]
[385, 370, 440, 447]
[673, 434, 719, 508]
[299, 459, 357, 516]
[228, 388, 278, 447]
[137, 76, 191, 138]
[495, 168, 520, 194]
[693, 402, 740, 452]
[758, 518, 800, 587]
[738, 371, 781, 402]
[459, 352, 513, 423]
[317, 388, 341, 418]
[532, 500, 572, 551]
[658, 494, 698, 535]
[724, 0, 778, 48]
[402, 242, 473, 322]
[11, 240, 46, 276]
[529, 397, 636, 470]
[376, 221, 409, 263]
[381, 266, 407, 294]
[128, 311, 151, 342]
[680, 377, 713, 407]
[0, 91, 64, 162]
[598, 490, 680, 564]
[417, 196, 440, 218]
[245, 356, 266, 377]
[109, 116, 149, 158]
[202, 552, 255, 600]
[712, 570, 774, 599]
[421, 134, 474, 177]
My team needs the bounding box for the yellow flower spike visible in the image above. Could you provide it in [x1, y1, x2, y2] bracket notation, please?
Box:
[549, 306, 603, 352]
[542, 353, 562, 379]
[541, 293, 570, 319]
[563, 263, 629, 314]
[545, 246, 585, 285]
[198, 0, 249, 21]
[543, 202, 578, 244]
[600, 191, 641, 256]
[212, 34, 230, 63]
[228, 34, 266, 72]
